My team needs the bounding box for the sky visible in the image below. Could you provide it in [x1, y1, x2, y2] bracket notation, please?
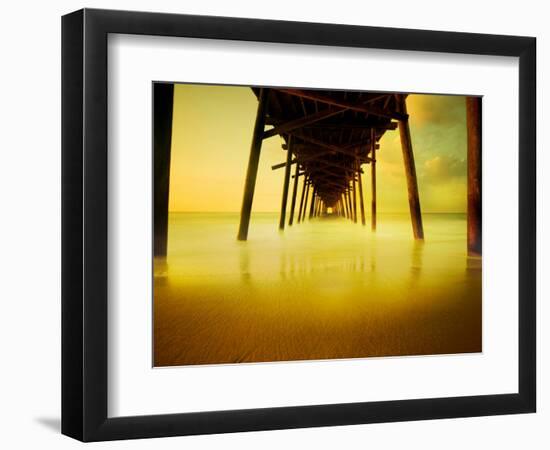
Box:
[168, 84, 468, 213]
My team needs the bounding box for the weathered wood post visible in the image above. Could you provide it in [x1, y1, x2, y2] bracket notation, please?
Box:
[466, 97, 482, 256]
[279, 137, 293, 230]
[297, 174, 307, 223]
[154, 83, 174, 257]
[370, 129, 377, 231]
[309, 187, 317, 219]
[352, 175, 358, 223]
[397, 95, 424, 240]
[302, 181, 311, 222]
[347, 188, 353, 221]
[357, 162, 366, 226]
[289, 162, 300, 226]
[238, 88, 269, 241]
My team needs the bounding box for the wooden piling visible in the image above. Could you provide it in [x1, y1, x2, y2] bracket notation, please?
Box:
[278, 137, 293, 230]
[466, 97, 482, 256]
[289, 161, 300, 226]
[297, 175, 308, 223]
[302, 182, 311, 222]
[397, 95, 424, 240]
[371, 129, 377, 231]
[153, 83, 174, 257]
[309, 187, 317, 219]
[352, 176, 358, 223]
[346, 190, 353, 220]
[357, 163, 366, 225]
[238, 88, 269, 241]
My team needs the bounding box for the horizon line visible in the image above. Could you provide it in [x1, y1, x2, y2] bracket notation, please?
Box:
[167, 210, 468, 214]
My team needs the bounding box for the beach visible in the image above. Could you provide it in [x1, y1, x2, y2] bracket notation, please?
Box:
[154, 212, 481, 367]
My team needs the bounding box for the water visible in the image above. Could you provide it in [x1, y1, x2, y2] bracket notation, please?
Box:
[154, 213, 481, 366]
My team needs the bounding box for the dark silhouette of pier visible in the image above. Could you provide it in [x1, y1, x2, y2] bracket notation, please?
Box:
[153, 85, 481, 257]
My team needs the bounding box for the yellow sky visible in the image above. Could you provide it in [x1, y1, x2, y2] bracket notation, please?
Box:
[168, 84, 467, 213]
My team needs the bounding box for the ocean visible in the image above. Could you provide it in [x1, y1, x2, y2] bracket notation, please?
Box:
[154, 212, 481, 366]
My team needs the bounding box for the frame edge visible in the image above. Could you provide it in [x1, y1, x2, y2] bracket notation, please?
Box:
[61, 8, 85, 442]
[61, 8, 537, 442]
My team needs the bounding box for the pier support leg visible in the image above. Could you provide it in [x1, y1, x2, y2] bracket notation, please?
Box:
[371, 159, 377, 231]
[370, 129, 377, 232]
[154, 83, 174, 257]
[397, 95, 424, 240]
[346, 191, 353, 220]
[309, 188, 317, 219]
[466, 97, 482, 256]
[289, 162, 299, 226]
[352, 176, 358, 223]
[358, 164, 366, 226]
[279, 138, 293, 230]
[237, 88, 269, 241]
[297, 175, 307, 223]
[302, 182, 310, 222]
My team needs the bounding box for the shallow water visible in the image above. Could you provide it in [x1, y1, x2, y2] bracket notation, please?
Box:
[154, 212, 481, 366]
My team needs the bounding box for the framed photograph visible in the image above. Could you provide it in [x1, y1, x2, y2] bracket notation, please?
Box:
[62, 8, 536, 441]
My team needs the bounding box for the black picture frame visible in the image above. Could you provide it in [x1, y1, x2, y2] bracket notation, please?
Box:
[62, 8, 536, 442]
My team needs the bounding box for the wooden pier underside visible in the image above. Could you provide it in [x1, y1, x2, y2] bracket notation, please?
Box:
[237, 88, 426, 240]
[153, 85, 482, 256]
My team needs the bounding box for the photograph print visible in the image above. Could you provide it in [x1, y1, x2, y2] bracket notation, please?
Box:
[153, 83, 482, 367]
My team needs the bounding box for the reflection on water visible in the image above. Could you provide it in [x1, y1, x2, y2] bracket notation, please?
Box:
[154, 213, 481, 367]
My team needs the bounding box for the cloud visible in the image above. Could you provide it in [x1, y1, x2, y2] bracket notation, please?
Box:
[421, 155, 466, 183]
[407, 94, 466, 127]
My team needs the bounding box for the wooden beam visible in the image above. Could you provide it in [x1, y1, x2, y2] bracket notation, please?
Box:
[397, 95, 424, 240]
[289, 160, 300, 226]
[466, 97, 482, 256]
[302, 122, 398, 131]
[305, 161, 357, 178]
[271, 149, 332, 170]
[263, 107, 342, 139]
[277, 89, 408, 121]
[290, 130, 371, 159]
[312, 177, 347, 191]
[271, 144, 373, 171]
[153, 83, 174, 257]
[237, 88, 269, 241]
[278, 140, 293, 231]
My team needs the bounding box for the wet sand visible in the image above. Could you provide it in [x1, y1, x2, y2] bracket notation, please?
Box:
[154, 212, 481, 367]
